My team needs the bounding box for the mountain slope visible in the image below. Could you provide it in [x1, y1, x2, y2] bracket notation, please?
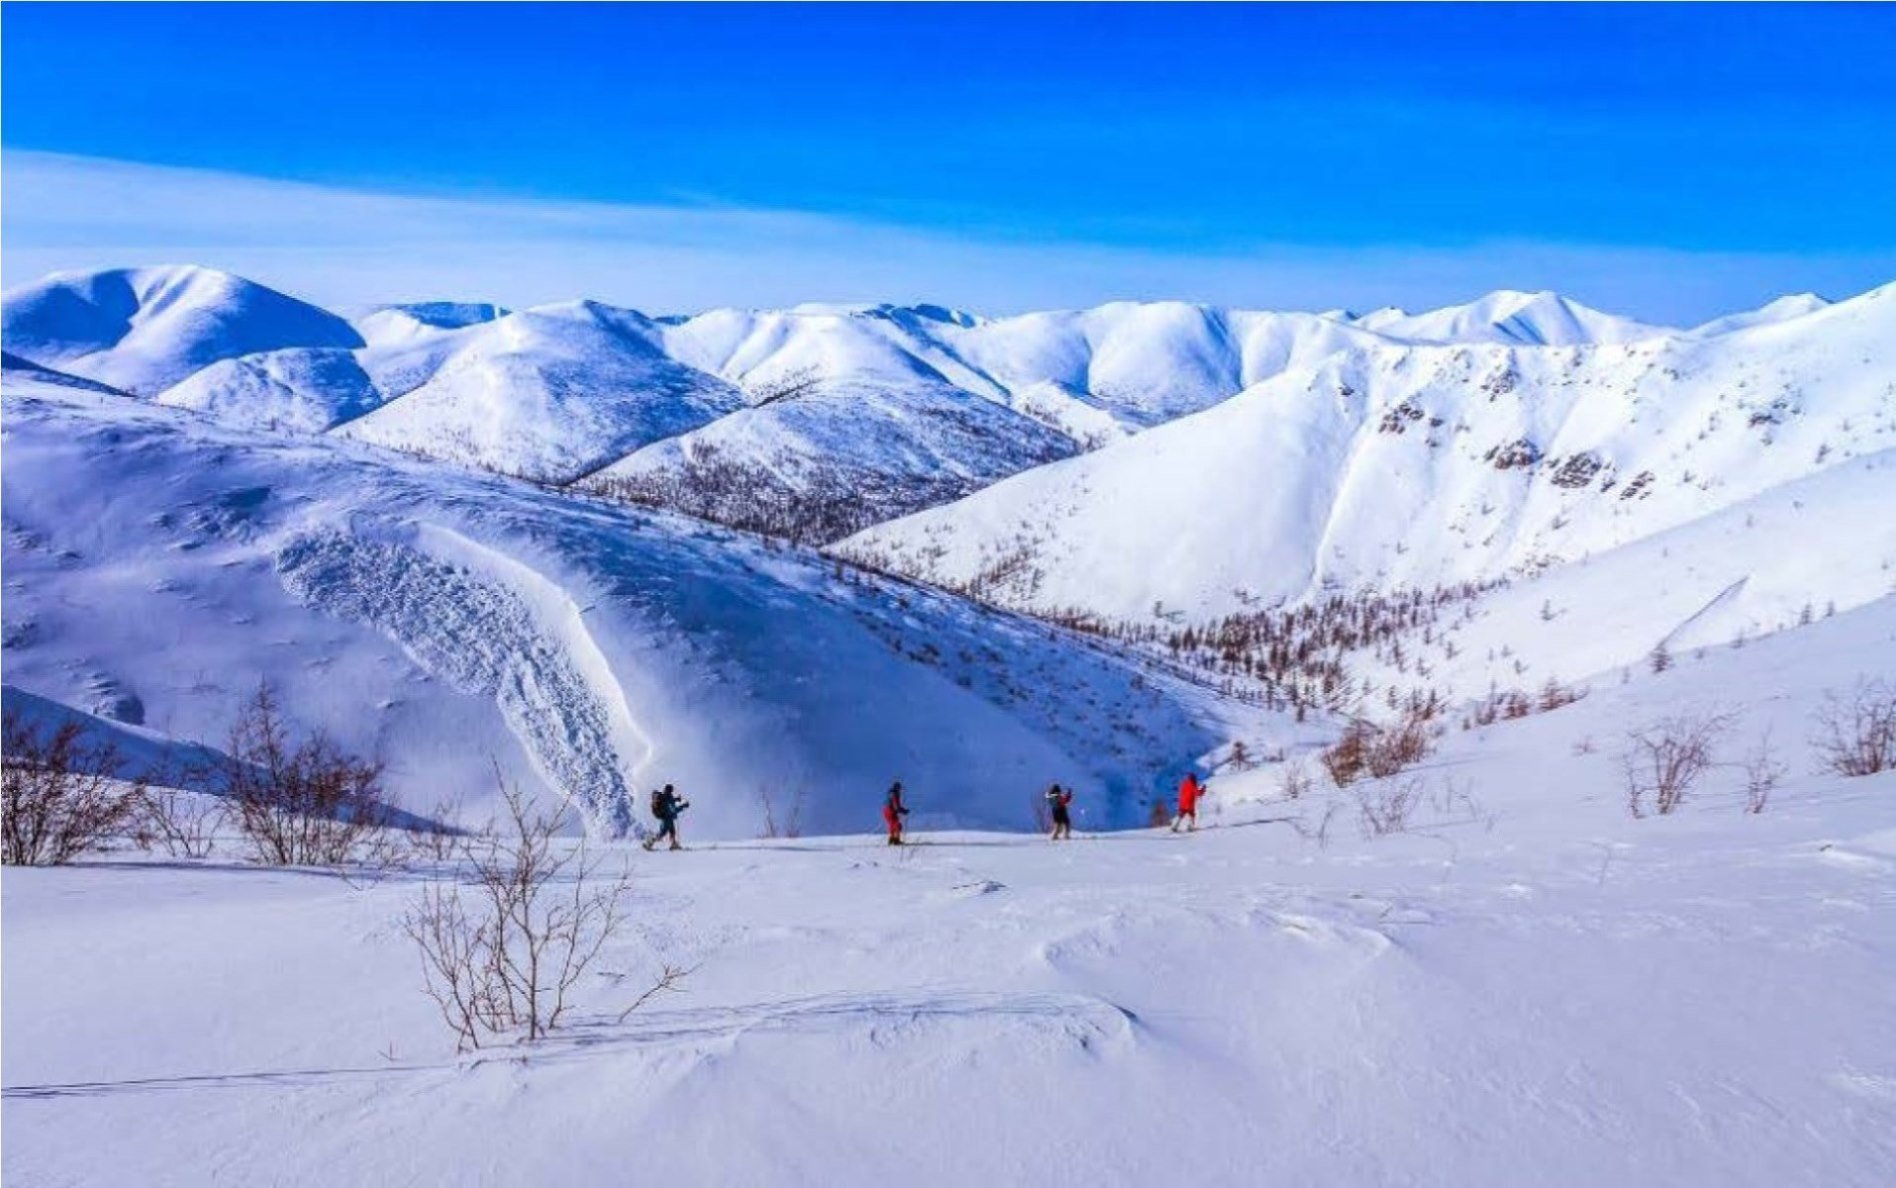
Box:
[906, 302, 1397, 428]
[156, 347, 386, 432]
[334, 301, 748, 482]
[1350, 290, 1671, 346]
[1, 350, 130, 395]
[838, 284, 1896, 636]
[0, 265, 363, 396]
[1690, 292, 1831, 337]
[10, 264, 1890, 565]
[3, 376, 1262, 836]
[579, 308, 1082, 538]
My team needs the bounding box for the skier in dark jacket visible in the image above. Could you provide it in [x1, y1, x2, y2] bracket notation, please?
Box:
[882, 781, 910, 845]
[642, 783, 688, 851]
[1046, 783, 1074, 840]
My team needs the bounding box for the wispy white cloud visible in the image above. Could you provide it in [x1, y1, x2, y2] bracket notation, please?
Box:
[5, 151, 1892, 323]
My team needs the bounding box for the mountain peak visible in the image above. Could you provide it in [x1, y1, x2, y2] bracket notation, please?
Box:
[1, 265, 362, 396]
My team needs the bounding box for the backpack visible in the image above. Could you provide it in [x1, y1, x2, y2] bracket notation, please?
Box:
[650, 788, 665, 817]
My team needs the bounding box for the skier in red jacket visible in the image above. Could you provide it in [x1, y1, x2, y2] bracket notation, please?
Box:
[1172, 773, 1203, 832]
[883, 781, 910, 846]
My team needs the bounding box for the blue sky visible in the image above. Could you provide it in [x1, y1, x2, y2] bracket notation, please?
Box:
[5, 4, 1895, 320]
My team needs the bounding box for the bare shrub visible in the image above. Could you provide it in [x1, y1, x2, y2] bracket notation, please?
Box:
[758, 785, 806, 840]
[1290, 799, 1340, 849]
[136, 786, 226, 859]
[1742, 730, 1786, 815]
[1368, 711, 1433, 778]
[587, 449, 985, 547]
[1319, 721, 1371, 787]
[1279, 758, 1314, 801]
[1538, 678, 1586, 713]
[1426, 775, 1487, 825]
[1322, 710, 1434, 787]
[748, 364, 822, 407]
[2, 709, 144, 865]
[1811, 679, 1896, 777]
[403, 776, 681, 1050]
[403, 793, 468, 864]
[1622, 713, 1729, 818]
[1355, 777, 1423, 838]
[223, 683, 393, 866]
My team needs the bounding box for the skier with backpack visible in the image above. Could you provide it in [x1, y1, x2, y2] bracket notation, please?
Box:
[642, 783, 689, 851]
[1046, 783, 1074, 840]
[1171, 772, 1203, 832]
[882, 781, 910, 845]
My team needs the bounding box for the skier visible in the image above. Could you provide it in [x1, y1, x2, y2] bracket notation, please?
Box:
[642, 783, 689, 851]
[883, 781, 910, 846]
[1046, 782, 1074, 840]
[1171, 772, 1203, 832]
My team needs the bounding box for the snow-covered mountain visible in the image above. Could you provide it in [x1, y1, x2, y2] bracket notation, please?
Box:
[5, 265, 1763, 536]
[839, 282, 1896, 691]
[0, 265, 363, 396]
[158, 347, 387, 433]
[333, 301, 749, 482]
[3, 376, 1256, 834]
[354, 301, 510, 342]
[6, 264, 1893, 712]
[1689, 292, 1831, 337]
[1346, 289, 1671, 346]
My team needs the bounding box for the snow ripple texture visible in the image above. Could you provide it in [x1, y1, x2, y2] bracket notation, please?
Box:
[275, 531, 638, 835]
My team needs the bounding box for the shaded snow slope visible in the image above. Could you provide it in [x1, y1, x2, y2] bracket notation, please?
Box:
[3, 378, 1261, 836]
[841, 282, 1896, 635]
[0, 683, 230, 794]
[1, 265, 362, 396]
[1, 350, 129, 396]
[355, 301, 509, 342]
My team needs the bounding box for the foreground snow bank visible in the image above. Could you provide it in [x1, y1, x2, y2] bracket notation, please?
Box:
[6, 610, 1893, 1185]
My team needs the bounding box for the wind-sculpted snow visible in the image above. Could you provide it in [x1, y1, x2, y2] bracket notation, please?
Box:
[275, 531, 645, 836]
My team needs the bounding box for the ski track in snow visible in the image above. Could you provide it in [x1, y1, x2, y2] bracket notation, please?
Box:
[275, 529, 642, 834]
[0, 989, 1134, 1101]
[1659, 575, 1750, 653]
